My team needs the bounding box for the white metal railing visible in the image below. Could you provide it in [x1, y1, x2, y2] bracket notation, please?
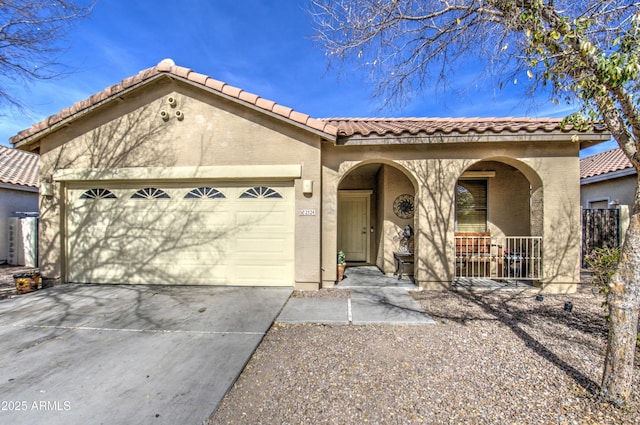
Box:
[455, 236, 542, 281]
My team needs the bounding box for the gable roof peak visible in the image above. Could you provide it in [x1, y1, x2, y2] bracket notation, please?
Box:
[157, 58, 176, 71]
[10, 60, 339, 147]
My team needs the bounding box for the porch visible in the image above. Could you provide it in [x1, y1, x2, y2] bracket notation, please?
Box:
[454, 235, 542, 288]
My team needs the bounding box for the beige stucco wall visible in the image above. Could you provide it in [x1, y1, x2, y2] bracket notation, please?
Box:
[321, 141, 583, 293]
[581, 174, 636, 209]
[35, 78, 323, 288]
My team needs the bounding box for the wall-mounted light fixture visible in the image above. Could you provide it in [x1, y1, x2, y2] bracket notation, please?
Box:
[167, 96, 177, 107]
[175, 110, 184, 121]
[302, 179, 313, 195]
[160, 110, 170, 121]
[40, 181, 53, 197]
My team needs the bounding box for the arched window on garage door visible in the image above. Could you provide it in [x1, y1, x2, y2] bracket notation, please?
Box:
[79, 188, 117, 199]
[131, 188, 171, 199]
[184, 187, 226, 199]
[239, 186, 283, 199]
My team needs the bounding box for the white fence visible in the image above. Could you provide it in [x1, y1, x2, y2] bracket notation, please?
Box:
[455, 236, 542, 281]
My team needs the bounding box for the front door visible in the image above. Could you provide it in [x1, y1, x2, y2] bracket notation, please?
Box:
[338, 191, 371, 262]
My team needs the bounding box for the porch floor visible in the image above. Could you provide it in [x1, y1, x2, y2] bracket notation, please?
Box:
[339, 266, 537, 291]
[338, 266, 417, 289]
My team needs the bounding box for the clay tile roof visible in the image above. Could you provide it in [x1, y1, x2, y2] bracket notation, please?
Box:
[10, 59, 338, 146]
[0, 145, 39, 188]
[10, 59, 608, 148]
[321, 117, 593, 137]
[580, 147, 634, 179]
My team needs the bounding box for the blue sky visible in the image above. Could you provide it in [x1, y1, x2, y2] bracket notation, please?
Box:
[0, 0, 615, 156]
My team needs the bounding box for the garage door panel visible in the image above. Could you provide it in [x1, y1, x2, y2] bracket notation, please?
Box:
[236, 210, 287, 225]
[66, 183, 294, 286]
[82, 266, 231, 285]
[235, 237, 288, 255]
[234, 264, 294, 286]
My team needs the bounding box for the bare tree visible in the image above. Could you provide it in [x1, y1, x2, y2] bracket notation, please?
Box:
[310, 0, 640, 406]
[0, 0, 93, 109]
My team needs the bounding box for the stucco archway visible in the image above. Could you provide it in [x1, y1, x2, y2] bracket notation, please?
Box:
[454, 158, 544, 284]
[456, 157, 543, 237]
[336, 160, 418, 278]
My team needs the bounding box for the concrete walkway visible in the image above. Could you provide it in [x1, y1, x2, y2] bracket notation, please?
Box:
[277, 267, 435, 325]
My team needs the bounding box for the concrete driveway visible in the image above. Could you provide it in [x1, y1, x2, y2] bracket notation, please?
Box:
[0, 284, 291, 425]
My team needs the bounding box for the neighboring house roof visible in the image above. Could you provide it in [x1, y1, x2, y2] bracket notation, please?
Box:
[580, 148, 635, 182]
[10, 59, 610, 149]
[0, 145, 39, 188]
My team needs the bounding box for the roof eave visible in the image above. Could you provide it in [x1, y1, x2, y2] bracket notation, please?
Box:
[581, 167, 637, 184]
[336, 131, 611, 146]
[0, 182, 39, 192]
[11, 64, 338, 149]
[11, 73, 171, 150]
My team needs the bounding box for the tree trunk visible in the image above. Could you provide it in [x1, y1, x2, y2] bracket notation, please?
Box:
[601, 190, 640, 405]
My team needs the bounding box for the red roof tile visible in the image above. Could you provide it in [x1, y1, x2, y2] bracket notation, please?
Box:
[10, 59, 338, 146]
[580, 148, 634, 179]
[322, 117, 602, 138]
[0, 146, 39, 188]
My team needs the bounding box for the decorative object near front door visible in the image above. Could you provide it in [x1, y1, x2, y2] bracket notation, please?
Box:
[393, 194, 414, 219]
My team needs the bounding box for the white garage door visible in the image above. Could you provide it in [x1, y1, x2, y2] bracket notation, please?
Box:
[65, 182, 294, 286]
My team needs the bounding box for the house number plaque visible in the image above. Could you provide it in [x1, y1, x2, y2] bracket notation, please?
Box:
[299, 209, 316, 216]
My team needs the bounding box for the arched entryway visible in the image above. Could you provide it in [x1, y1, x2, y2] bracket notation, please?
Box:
[337, 161, 417, 278]
[454, 158, 543, 286]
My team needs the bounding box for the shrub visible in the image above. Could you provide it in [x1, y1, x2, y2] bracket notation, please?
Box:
[585, 247, 640, 347]
[584, 247, 620, 295]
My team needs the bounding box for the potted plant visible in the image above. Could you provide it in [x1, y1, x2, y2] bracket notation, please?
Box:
[337, 251, 346, 281]
[13, 270, 41, 294]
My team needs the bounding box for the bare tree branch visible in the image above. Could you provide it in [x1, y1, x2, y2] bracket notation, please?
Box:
[0, 0, 94, 110]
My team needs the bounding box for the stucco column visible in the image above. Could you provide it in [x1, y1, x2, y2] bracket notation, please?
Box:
[38, 178, 63, 284]
[410, 159, 460, 289]
[538, 156, 582, 293]
[321, 165, 340, 288]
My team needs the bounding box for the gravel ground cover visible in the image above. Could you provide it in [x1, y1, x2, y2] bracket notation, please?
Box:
[210, 286, 640, 425]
